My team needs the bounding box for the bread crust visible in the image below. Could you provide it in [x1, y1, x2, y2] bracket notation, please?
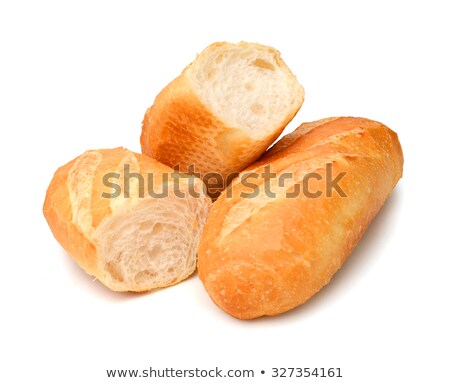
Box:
[43, 147, 210, 292]
[198, 117, 404, 319]
[141, 42, 303, 198]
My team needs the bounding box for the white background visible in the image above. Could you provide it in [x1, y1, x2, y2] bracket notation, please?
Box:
[1, 1, 449, 382]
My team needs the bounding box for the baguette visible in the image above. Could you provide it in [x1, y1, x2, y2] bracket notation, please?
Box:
[43, 147, 211, 292]
[198, 117, 403, 319]
[141, 41, 304, 198]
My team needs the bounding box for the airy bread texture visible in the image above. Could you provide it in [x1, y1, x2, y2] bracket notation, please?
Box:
[198, 117, 404, 319]
[43, 147, 211, 292]
[141, 41, 304, 197]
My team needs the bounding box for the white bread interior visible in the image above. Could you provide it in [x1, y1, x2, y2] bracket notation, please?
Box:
[94, 192, 208, 291]
[187, 42, 304, 140]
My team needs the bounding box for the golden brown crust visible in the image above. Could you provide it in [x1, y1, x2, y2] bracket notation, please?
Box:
[43, 158, 99, 276]
[198, 117, 404, 319]
[140, 42, 302, 198]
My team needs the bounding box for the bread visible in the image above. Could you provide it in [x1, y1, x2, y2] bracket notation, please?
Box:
[141, 41, 304, 198]
[43, 147, 211, 292]
[198, 117, 403, 319]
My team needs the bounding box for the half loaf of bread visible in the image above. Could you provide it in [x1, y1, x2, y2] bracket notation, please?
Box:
[43, 147, 211, 292]
[198, 117, 403, 319]
[141, 41, 304, 197]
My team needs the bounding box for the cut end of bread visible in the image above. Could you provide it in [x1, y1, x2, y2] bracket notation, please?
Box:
[187, 42, 304, 140]
[94, 182, 210, 292]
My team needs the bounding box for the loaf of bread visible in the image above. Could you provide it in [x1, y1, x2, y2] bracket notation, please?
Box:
[198, 117, 403, 319]
[141, 41, 304, 198]
[43, 147, 211, 292]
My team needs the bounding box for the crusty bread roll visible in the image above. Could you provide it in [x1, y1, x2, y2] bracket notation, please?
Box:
[141, 41, 304, 198]
[43, 147, 211, 292]
[198, 117, 403, 319]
